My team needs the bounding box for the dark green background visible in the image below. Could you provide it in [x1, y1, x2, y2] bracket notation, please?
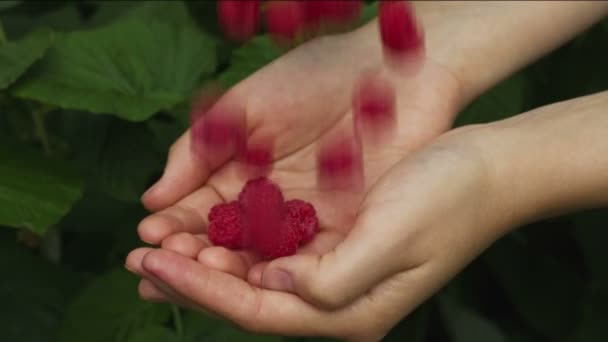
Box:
[1, 1, 607, 341]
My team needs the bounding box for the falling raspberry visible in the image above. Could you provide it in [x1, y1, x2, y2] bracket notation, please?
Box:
[208, 177, 320, 260]
[217, 0, 261, 42]
[265, 0, 307, 45]
[378, 0, 424, 61]
[238, 137, 274, 179]
[304, 0, 363, 33]
[317, 132, 364, 191]
[190, 86, 247, 169]
[208, 201, 244, 249]
[353, 71, 397, 142]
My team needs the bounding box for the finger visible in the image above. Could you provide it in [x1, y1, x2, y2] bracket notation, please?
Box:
[125, 247, 155, 278]
[141, 249, 351, 337]
[142, 131, 210, 211]
[161, 232, 210, 259]
[138, 186, 221, 244]
[248, 230, 343, 286]
[259, 205, 415, 310]
[138, 279, 171, 303]
[196, 247, 257, 279]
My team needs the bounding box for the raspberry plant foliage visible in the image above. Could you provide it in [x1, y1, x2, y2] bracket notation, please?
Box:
[0, 1, 607, 342]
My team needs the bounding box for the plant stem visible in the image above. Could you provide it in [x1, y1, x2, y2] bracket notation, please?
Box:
[0, 21, 6, 43]
[172, 305, 184, 342]
[31, 107, 51, 156]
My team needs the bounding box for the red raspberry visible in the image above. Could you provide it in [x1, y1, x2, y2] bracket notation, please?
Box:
[317, 133, 364, 191]
[353, 71, 397, 141]
[238, 177, 286, 250]
[238, 138, 273, 179]
[256, 223, 301, 260]
[265, 0, 307, 44]
[286, 199, 319, 245]
[379, 1, 423, 56]
[208, 201, 244, 249]
[217, 0, 261, 42]
[304, 0, 363, 31]
[190, 100, 246, 168]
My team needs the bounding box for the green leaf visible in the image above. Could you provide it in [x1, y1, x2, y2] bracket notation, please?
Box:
[49, 111, 164, 202]
[0, 1, 20, 11]
[0, 28, 53, 89]
[455, 72, 528, 127]
[58, 268, 172, 342]
[438, 295, 507, 342]
[1, 5, 82, 39]
[127, 326, 178, 342]
[483, 234, 585, 339]
[182, 311, 281, 342]
[87, 120, 163, 202]
[13, 7, 217, 121]
[0, 141, 83, 234]
[0, 233, 82, 342]
[217, 35, 282, 88]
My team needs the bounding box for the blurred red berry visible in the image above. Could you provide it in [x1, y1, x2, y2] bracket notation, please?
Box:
[304, 0, 363, 31]
[265, 0, 307, 44]
[353, 71, 397, 141]
[379, 0, 423, 56]
[317, 132, 364, 191]
[218, 0, 261, 42]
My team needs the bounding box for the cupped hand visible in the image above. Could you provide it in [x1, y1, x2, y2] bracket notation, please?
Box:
[128, 20, 460, 277]
[125, 123, 510, 341]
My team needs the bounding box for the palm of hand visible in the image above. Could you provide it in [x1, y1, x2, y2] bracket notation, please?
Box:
[128, 29, 463, 336]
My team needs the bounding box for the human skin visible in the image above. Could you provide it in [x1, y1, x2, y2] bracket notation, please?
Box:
[126, 1, 608, 340]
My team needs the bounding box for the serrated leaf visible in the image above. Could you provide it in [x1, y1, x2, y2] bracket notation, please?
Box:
[439, 295, 507, 342]
[0, 28, 53, 89]
[0, 233, 82, 342]
[0, 141, 83, 234]
[57, 268, 172, 342]
[127, 326, 178, 342]
[217, 35, 282, 88]
[50, 111, 163, 202]
[13, 7, 217, 121]
[455, 72, 528, 127]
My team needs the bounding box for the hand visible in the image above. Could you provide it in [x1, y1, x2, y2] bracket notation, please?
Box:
[125, 88, 608, 340]
[130, 17, 461, 278]
[125, 123, 502, 341]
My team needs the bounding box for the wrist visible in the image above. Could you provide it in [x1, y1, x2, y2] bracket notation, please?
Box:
[409, 1, 608, 106]
[478, 91, 608, 233]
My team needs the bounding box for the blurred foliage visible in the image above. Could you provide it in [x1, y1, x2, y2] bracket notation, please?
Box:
[0, 1, 606, 341]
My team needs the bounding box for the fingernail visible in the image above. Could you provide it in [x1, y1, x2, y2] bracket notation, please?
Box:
[262, 269, 294, 292]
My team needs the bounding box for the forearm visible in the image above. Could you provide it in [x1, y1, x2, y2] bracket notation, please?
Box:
[482, 91, 608, 230]
[354, 1, 608, 107]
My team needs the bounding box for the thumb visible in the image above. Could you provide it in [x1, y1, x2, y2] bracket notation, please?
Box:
[260, 207, 413, 310]
[142, 131, 210, 211]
